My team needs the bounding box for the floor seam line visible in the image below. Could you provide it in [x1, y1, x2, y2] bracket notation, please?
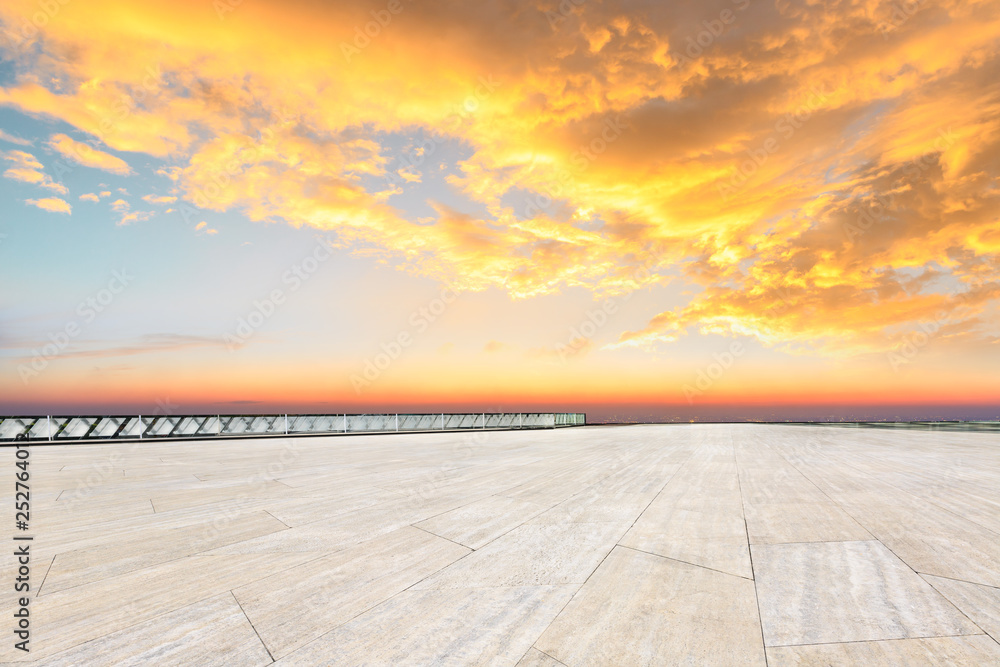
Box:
[779, 450, 992, 640]
[263, 509, 292, 529]
[533, 647, 570, 666]
[917, 572, 1000, 591]
[278, 554, 484, 656]
[410, 524, 475, 551]
[532, 448, 697, 640]
[36, 554, 56, 598]
[767, 631, 990, 649]
[231, 590, 275, 663]
[734, 435, 770, 667]
[850, 449, 1000, 540]
[615, 544, 752, 580]
[35, 590, 252, 660]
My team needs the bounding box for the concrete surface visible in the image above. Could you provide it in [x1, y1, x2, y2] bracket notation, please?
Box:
[2, 424, 999, 665]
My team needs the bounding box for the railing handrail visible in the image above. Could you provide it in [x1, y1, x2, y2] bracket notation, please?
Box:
[0, 412, 586, 442]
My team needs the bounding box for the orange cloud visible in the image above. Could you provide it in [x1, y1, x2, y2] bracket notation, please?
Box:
[25, 197, 71, 213]
[142, 194, 177, 204]
[1, 0, 998, 355]
[3, 149, 68, 193]
[48, 133, 132, 175]
[118, 210, 154, 225]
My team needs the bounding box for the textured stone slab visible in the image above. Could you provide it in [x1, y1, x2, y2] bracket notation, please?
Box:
[744, 502, 872, 544]
[41, 510, 288, 594]
[535, 546, 766, 666]
[529, 490, 655, 524]
[516, 647, 569, 666]
[922, 574, 1000, 643]
[624, 506, 747, 541]
[843, 500, 1000, 588]
[16, 553, 317, 661]
[273, 585, 577, 666]
[39, 593, 272, 666]
[234, 526, 470, 658]
[753, 540, 980, 646]
[150, 480, 295, 513]
[619, 502, 752, 578]
[205, 500, 443, 554]
[738, 467, 830, 505]
[766, 634, 1000, 666]
[415, 494, 548, 549]
[413, 521, 627, 589]
[617, 535, 753, 579]
[262, 487, 401, 527]
[4, 424, 1000, 664]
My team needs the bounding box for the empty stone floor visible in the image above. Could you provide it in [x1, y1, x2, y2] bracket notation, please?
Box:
[2, 424, 1000, 665]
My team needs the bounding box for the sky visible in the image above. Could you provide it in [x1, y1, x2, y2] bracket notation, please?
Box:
[1, 0, 999, 422]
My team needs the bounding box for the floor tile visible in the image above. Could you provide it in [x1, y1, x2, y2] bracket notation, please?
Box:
[535, 546, 766, 666]
[766, 634, 1000, 666]
[39, 593, 272, 666]
[234, 526, 470, 658]
[753, 540, 980, 646]
[413, 522, 627, 589]
[274, 585, 576, 666]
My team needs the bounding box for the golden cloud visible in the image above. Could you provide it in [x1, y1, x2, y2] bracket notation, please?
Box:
[48, 133, 132, 175]
[25, 196, 71, 214]
[118, 210, 154, 226]
[142, 194, 177, 204]
[1, 0, 998, 353]
[2, 149, 68, 193]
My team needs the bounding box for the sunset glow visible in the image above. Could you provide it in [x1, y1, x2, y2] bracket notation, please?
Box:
[2, 0, 999, 420]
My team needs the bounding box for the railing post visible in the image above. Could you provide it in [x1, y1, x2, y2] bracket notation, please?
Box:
[285, 413, 289, 434]
[343, 413, 347, 433]
[441, 413, 444, 430]
[48, 415, 52, 440]
[138, 414, 142, 439]
[395, 413, 398, 431]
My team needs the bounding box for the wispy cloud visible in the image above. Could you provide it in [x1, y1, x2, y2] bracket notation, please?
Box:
[13, 333, 230, 360]
[3, 149, 68, 193]
[48, 133, 132, 175]
[0, 129, 31, 145]
[107, 197, 153, 225]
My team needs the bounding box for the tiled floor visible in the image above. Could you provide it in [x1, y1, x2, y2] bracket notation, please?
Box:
[2, 424, 1000, 665]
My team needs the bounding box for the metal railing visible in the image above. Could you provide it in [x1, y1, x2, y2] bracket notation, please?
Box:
[0, 412, 586, 442]
[788, 421, 1000, 432]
